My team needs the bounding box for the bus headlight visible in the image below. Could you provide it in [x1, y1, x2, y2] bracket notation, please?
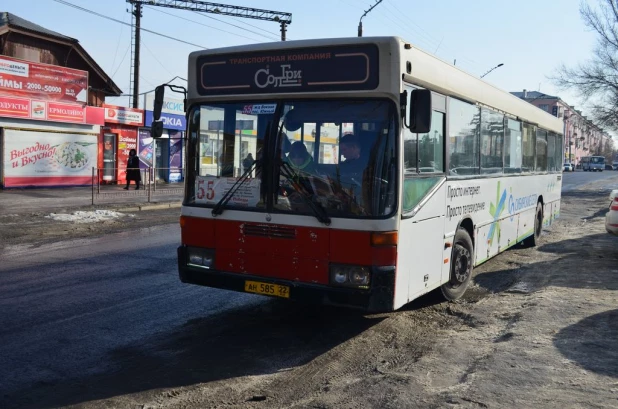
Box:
[187, 247, 215, 269]
[329, 265, 371, 288]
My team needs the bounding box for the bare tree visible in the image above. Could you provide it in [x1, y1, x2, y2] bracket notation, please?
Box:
[552, 0, 618, 131]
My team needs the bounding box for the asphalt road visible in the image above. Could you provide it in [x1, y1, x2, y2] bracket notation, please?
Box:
[0, 224, 265, 408]
[561, 169, 618, 191]
[1, 170, 617, 408]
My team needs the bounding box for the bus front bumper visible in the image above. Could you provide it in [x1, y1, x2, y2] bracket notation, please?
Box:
[177, 246, 395, 312]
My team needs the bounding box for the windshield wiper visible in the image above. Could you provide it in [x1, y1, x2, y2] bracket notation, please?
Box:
[211, 159, 259, 216]
[279, 160, 331, 225]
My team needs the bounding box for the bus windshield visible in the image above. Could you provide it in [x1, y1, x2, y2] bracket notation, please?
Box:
[591, 156, 604, 164]
[185, 99, 398, 219]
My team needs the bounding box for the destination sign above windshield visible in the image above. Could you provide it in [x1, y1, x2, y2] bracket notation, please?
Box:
[196, 44, 379, 96]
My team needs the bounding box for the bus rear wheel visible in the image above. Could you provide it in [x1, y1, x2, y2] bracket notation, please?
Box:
[522, 202, 543, 247]
[441, 228, 474, 301]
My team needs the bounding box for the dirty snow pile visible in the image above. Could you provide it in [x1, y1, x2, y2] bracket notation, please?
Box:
[46, 210, 133, 223]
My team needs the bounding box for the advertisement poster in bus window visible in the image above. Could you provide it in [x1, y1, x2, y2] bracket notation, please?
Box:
[3, 129, 97, 187]
[195, 175, 260, 206]
[197, 44, 379, 96]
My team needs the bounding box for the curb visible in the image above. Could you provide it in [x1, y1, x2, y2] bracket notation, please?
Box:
[122, 202, 182, 212]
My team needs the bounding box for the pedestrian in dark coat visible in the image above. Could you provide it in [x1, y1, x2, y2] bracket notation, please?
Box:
[124, 149, 141, 190]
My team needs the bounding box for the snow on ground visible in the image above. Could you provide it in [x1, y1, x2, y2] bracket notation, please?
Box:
[46, 210, 134, 223]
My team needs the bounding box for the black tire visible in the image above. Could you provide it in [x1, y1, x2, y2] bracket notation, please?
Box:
[522, 202, 543, 247]
[441, 228, 474, 301]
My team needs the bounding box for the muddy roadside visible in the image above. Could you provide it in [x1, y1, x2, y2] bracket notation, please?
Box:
[0, 202, 181, 250]
[3, 181, 618, 409]
[88, 184, 617, 409]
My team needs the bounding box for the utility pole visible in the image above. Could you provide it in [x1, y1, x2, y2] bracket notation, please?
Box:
[357, 0, 383, 37]
[131, 2, 142, 108]
[125, 0, 292, 107]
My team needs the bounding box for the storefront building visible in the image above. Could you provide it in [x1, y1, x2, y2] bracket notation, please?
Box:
[100, 105, 144, 185]
[0, 55, 105, 187]
[141, 93, 185, 183]
[0, 12, 122, 188]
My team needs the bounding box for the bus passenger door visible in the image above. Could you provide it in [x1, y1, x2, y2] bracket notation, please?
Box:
[399, 183, 447, 303]
[396, 102, 447, 307]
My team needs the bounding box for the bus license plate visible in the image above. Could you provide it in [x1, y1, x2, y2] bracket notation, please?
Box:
[244, 280, 290, 298]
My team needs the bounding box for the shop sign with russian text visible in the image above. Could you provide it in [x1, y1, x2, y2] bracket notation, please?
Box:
[0, 55, 88, 103]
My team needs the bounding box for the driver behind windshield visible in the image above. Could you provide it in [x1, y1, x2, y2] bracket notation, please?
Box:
[286, 141, 318, 177]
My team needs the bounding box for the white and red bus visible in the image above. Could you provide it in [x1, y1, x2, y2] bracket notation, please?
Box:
[154, 36, 563, 312]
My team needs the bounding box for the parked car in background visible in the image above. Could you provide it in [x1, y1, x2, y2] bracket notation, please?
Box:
[605, 164, 614, 170]
[606, 190, 618, 236]
[564, 163, 574, 172]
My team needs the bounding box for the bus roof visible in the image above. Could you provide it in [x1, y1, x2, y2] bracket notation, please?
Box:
[399, 38, 564, 134]
[188, 36, 563, 134]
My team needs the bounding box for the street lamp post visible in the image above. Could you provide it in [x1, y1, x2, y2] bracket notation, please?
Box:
[480, 63, 504, 79]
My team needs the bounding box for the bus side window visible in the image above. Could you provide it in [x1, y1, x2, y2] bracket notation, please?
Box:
[522, 123, 536, 173]
[547, 132, 557, 172]
[551, 132, 562, 172]
[536, 129, 548, 172]
[448, 98, 480, 176]
[480, 109, 504, 174]
[505, 119, 522, 174]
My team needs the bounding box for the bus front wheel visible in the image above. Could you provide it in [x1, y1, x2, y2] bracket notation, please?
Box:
[441, 228, 474, 301]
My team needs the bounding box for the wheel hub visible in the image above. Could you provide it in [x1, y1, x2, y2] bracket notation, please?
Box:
[452, 244, 471, 284]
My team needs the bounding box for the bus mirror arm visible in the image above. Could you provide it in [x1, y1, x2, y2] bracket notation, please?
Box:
[151, 83, 188, 139]
[152, 83, 188, 123]
[408, 89, 432, 134]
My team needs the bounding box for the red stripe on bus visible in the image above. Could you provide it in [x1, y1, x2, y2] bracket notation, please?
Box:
[181, 216, 215, 248]
[182, 219, 397, 284]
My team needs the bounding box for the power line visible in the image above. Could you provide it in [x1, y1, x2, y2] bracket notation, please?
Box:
[111, 45, 131, 78]
[193, 11, 280, 41]
[141, 39, 176, 77]
[145, 6, 264, 43]
[385, 1, 482, 69]
[109, 10, 127, 75]
[229, 15, 286, 40]
[51, 0, 208, 49]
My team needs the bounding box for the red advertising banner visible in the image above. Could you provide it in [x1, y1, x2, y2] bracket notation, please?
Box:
[0, 95, 104, 125]
[47, 101, 86, 123]
[104, 105, 144, 126]
[0, 96, 30, 118]
[0, 55, 89, 104]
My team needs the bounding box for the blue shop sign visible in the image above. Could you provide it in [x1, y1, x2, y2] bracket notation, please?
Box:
[145, 110, 186, 131]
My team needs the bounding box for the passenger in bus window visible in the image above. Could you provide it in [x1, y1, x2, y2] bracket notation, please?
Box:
[281, 141, 323, 206]
[339, 134, 365, 174]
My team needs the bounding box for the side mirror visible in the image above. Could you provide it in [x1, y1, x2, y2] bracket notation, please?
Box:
[409, 89, 431, 133]
[153, 85, 165, 121]
[151, 120, 164, 139]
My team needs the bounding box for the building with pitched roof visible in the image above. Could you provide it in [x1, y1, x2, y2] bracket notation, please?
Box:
[0, 12, 129, 188]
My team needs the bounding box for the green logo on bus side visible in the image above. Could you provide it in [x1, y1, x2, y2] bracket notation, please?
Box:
[488, 182, 507, 246]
